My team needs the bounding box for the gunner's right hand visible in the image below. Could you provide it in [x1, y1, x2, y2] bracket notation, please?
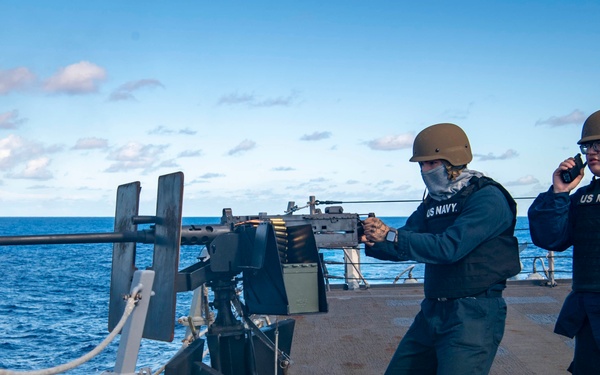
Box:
[362, 217, 390, 243]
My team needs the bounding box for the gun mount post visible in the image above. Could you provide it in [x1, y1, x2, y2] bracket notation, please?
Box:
[112, 269, 155, 374]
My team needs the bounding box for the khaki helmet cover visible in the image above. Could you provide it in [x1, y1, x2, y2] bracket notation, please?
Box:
[409, 123, 473, 166]
[578, 110, 600, 144]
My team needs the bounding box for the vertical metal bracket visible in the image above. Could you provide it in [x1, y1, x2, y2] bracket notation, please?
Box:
[145, 172, 184, 341]
[109, 181, 141, 332]
[108, 172, 184, 342]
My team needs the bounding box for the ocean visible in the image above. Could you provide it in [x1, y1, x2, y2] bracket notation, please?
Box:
[0, 216, 572, 373]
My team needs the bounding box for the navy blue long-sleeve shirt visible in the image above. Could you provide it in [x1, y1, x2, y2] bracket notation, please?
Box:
[527, 186, 576, 252]
[528, 183, 600, 341]
[369, 184, 514, 265]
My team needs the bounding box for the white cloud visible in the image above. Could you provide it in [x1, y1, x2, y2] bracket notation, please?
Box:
[535, 110, 587, 127]
[0, 135, 25, 169]
[0, 134, 59, 170]
[72, 137, 109, 150]
[9, 157, 53, 180]
[217, 92, 255, 106]
[179, 128, 197, 135]
[178, 150, 202, 157]
[108, 79, 164, 101]
[105, 142, 167, 172]
[148, 125, 175, 135]
[252, 92, 298, 107]
[503, 175, 539, 186]
[475, 149, 519, 161]
[148, 126, 198, 136]
[227, 139, 256, 156]
[0, 110, 27, 129]
[366, 133, 414, 151]
[300, 131, 332, 141]
[217, 91, 299, 107]
[0, 67, 36, 95]
[43, 61, 107, 94]
[376, 179, 394, 187]
[273, 166, 295, 171]
[200, 172, 225, 179]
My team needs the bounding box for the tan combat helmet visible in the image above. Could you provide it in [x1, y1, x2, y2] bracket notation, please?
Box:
[578, 110, 600, 144]
[409, 123, 472, 166]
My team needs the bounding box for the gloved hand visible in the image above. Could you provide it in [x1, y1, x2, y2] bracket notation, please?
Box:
[361, 217, 391, 246]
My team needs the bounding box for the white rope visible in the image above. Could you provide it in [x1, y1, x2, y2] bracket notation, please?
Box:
[0, 293, 139, 375]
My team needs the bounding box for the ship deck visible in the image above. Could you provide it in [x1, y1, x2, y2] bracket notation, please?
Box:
[284, 279, 574, 375]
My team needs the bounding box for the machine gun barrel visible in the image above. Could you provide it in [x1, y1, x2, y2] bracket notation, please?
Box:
[0, 230, 155, 246]
[0, 224, 234, 247]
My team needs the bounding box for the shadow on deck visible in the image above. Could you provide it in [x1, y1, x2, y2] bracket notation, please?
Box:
[282, 279, 574, 375]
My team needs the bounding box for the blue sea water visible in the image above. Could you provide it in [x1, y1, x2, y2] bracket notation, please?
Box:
[0, 216, 572, 373]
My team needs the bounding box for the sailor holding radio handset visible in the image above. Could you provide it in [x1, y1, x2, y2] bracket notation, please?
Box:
[361, 123, 521, 375]
[528, 110, 600, 374]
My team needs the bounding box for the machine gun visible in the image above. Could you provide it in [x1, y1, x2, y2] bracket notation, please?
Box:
[214, 199, 371, 290]
[0, 172, 332, 375]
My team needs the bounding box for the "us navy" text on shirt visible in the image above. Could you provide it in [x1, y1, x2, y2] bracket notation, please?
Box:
[426, 202, 459, 218]
[579, 193, 600, 204]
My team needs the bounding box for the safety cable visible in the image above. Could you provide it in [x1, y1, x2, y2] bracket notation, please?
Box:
[286, 196, 537, 213]
[0, 286, 141, 375]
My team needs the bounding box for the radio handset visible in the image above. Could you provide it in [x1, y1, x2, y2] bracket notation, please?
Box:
[560, 153, 586, 183]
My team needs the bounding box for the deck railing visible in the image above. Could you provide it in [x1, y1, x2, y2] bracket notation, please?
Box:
[314, 196, 570, 290]
[320, 249, 565, 290]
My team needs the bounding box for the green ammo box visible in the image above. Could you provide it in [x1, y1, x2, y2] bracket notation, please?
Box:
[282, 263, 320, 314]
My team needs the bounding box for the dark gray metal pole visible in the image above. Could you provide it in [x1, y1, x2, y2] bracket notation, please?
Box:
[0, 230, 154, 246]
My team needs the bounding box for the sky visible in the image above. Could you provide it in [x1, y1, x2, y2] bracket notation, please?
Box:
[1, 1, 600, 218]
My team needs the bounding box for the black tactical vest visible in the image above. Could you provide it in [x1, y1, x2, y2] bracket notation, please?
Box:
[423, 177, 521, 298]
[572, 178, 600, 292]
